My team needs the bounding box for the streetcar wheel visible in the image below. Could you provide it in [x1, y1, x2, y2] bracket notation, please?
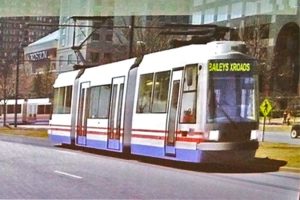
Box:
[291, 129, 298, 138]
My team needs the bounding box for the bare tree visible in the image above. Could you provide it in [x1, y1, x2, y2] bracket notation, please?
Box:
[0, 61, 14, 126]
[30, 65, 55, 98]
[241, 16, 272, 96]
[113, 16, 181, 60]
[18, 65, 33, 99]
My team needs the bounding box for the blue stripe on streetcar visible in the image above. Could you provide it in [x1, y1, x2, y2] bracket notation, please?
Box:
[49, 134, 71, 144]
[131, 144, 202, 163]
[49, 133, 203, 162]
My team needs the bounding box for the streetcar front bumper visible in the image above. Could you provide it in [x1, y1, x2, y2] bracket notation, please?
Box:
[197, 140, 259, 163]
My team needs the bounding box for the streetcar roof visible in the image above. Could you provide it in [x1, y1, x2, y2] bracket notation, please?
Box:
[139, 45, 208, 73]
[53, 41, 249, 88]
[80, 58, 136, 85]
[27, 98, 51, 104]
[0, 98, 50, 105]
[53, 70, 80, 88]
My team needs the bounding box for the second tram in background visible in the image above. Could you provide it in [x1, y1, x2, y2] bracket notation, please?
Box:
[0, 98, 51, 125]
[49, 40, 259, 163]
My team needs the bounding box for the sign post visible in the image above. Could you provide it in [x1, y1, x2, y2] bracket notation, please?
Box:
[260, 98, 272, 142]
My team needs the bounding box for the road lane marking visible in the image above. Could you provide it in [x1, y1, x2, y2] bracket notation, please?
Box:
[54, 170, 83, 179]
[55, 149, 78, 155]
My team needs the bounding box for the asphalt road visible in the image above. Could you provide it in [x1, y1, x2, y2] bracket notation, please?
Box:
[260, 130, 300, 145]
[0, 135, 299, 199]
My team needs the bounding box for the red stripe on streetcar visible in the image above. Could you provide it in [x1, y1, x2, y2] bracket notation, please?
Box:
[131, 134, 164, 140]
[132, 128, 167, 133]
[176, 137, 204, 143]
[50, 124, 203, 143]
[50, 128, 71, 131]
[87, 130, 108, 135]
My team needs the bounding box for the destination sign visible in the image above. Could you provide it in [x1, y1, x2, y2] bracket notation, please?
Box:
[208, 62, 252, 72]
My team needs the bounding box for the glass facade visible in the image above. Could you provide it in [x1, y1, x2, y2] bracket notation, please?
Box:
[191, 0, 299, 115]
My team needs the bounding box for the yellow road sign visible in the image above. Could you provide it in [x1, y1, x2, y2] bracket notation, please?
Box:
[260, 98, 272, 117]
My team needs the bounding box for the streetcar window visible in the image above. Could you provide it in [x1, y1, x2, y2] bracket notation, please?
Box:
[152, 71, 170, 113]
[6, 105, 21, 114]
[37, 105, 45, 114]
[7, 105, 14, 114]
[136, 71, 170, 113]
[53, 87, 64, 114]
[207, 75, 257, 123]
[183, 64, 198, 91]
[65, 86, 72, 110]
[45, 105, 52, 114]
[137, 73, 154, 113]
[53, 86, 72, 114]
[37, 105, 51, 114]
[17, 105, 22, 113]
[180, 64, 198, 123]
[88, 85, 111, 118]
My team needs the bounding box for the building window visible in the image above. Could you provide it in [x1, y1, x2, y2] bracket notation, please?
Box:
[60, 38, 65, 47]
[204, 8, 215, 23]
[90, 52, 100, 63]
[245, 2, 257, 16]
[77, 26, 86, 42]
[217, 5, 228, 21]
[103, 53, 112, 63]
[61, 27, 66, 35]
[92, 32, 100, 41]
[67, 54, 74, 64]
[260, 0, 273, 14]
[193, 0, 203, 6]
[93, 22, 102, 28]
[192, 11, 202, 24]
[206, 0, 215, 3]
[105, 33, 113, 41]
[231, 2, 243, 19]
[58, 55, 64, 69]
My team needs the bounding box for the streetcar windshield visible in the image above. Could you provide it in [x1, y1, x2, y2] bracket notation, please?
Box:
[207, 73, 257, 123]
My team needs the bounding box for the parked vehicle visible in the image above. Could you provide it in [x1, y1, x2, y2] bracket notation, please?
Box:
[290, 124, 300, 138]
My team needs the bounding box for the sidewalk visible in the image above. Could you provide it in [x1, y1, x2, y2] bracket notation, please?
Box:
[259, 117, 296, 132]
[260, 116, 300, 125]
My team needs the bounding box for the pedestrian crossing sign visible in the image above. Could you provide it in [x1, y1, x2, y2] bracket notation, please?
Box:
[260, 98, 272, 117]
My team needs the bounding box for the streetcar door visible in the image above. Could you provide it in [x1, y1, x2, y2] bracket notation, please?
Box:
[107, 77, 125, 150]
[165, 70, 182, 155]
[76, 82, 90, 146]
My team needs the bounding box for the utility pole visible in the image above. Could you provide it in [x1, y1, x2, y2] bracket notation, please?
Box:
[14, 49, 20, 128]
[14, 26, 28, 127]
[128, 16, 135, 58]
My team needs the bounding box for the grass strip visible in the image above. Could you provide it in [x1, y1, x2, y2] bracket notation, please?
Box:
[256, 142, 300, 168]
[0, 127, 48, 138]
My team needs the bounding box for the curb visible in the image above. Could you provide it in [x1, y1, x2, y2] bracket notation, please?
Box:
[279, 166, 300, 173]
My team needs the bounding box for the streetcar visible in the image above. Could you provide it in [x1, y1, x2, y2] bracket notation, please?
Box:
[0, 98, 52, 125]
[48, 40, 259, 163]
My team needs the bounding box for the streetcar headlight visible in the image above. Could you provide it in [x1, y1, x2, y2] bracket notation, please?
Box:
[250, 130, 258, 140]
[209, 130, 220, 141]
